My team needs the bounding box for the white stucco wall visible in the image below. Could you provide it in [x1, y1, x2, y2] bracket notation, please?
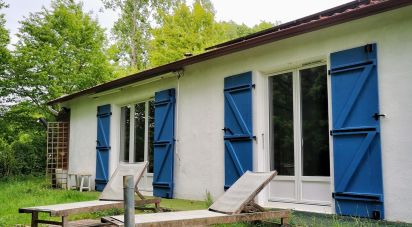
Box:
[63, 6, 412, 223]
[65, 76, 178, 189]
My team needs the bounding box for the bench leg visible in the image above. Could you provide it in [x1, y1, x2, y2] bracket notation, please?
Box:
[281, 216, 289, 226]
[31, 212, 38, 227]
[67, 177, 70, 190]
[73, 175, 78, 189]
[62, 216, 68, 227]
[154, 201, 161, 212]
[80, 176, 85, 192]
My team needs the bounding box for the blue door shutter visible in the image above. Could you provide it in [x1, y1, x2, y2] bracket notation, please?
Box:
[223, 72, 253, 190]
[96, 104, 111, 191]
[153, 88, 176, 198]
[330, 44, 384, 219]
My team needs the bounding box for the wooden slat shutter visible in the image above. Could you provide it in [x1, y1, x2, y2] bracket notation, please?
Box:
[153, 89, 176, 198]
[330, 44, 384, 219]
[223, 72, 254, 190]
[95, 104, 111, 191]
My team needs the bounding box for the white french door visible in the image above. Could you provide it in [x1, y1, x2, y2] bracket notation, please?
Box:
[120, 100, 154, 192]
[268, 64, 331, 207]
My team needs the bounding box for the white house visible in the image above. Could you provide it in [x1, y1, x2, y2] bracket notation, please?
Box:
[48, 0, 412, 223]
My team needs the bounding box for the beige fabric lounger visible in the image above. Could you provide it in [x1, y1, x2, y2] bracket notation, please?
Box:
[102, 171, 290, 227]
[19, 162, 158, 227]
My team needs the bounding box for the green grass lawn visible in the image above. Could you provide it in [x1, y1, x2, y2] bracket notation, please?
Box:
[0, 175, 410, 226]
[0, 175, 209, 226]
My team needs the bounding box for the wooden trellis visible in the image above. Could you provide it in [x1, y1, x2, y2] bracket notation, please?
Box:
[46, 122, 69, 188]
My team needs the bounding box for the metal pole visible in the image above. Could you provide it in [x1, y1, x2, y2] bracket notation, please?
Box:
[123, 175, 135, 227]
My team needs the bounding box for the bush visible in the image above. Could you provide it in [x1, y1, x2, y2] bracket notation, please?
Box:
[10, 132, 46, 175]
[0, 138, 15, 176]
[0, 132, 46, 178]
[0, 102, 49, 178]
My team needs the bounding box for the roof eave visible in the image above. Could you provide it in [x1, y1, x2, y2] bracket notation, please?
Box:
[47, 0, 412, 106]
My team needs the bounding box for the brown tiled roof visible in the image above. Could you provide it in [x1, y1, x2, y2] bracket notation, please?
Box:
[48, 0, 412, 105]
[205, 0, 387, 50]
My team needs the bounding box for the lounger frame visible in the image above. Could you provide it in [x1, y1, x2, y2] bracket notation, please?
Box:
[102, 209, 290, 227]
[101, 171, 291, 227]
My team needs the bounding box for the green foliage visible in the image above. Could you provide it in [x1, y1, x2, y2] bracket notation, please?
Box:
[102, 0, 179, 70]
[0, 138, 14, 177]
[4, 0, 113, 108]
[149, 0, 276, 67]
[251, 21, 277, 33]
[0, 102, 48, 177]
[204, 190, 214, 207]
[0, 2, 48, 178]
[0, 0, 113, 178]
[10, 132, 47, 175]
[0, 0, 9, 65]
[149, 0, 220, 66]
[217, 20, 276, 41]
[0, 102, 46, 142]
[106, 42, 140, 78]
[0, 0, 11, 102]
[107, 0, 276, 70]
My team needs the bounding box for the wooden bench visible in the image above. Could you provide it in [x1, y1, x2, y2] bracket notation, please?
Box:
[19, 200, 123, 227]
[19, 162, 161, 227]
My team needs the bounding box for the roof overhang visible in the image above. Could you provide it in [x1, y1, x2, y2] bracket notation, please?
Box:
[47, 0, 412, 105]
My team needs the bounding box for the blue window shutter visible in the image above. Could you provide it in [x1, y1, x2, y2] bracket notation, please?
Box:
[223, 72, 253, 190]
[330, 44, 384, 219]
[96, 104, 111, 191]
[153, 88, 176, 198]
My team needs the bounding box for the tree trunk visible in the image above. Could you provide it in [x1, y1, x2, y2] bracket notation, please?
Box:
[130, 0, 138, 69]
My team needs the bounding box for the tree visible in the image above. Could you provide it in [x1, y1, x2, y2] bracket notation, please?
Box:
[103, 0, 276, 71]
[102, 0, 178, 71]
[149, 0, 276, 67]
[217, 20, 276, 42]
[0, 0, 9, 70]
[4, 0, 113, 110]
[0, 0, 115, 177]
[0, 102, 47, 177]
[0, 0, 11, 103]
[251, 21, 277, 33]
[149, 0, 221, 67]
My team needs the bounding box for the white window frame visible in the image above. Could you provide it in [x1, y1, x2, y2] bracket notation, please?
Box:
[120, 99, 154, 174]
[267, 62, 332, 206]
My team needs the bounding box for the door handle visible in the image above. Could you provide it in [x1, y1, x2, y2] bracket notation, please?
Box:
[373, 113, 385, 121]
[222, 127, 234, 134]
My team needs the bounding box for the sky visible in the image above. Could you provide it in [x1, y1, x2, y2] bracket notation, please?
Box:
[2, 0, 352, 46]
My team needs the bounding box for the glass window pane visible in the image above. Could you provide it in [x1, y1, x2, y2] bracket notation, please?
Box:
[300, 65, 330, 176]
[270, 72, 294, 176]
[134, 103, 145, 163]
[148, 101, 155, 173]
[120, 106, 130, 162]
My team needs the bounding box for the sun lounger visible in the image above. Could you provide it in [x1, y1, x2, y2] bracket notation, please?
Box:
[19, 162, 160, 227]
[102, 171, 290, 226]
